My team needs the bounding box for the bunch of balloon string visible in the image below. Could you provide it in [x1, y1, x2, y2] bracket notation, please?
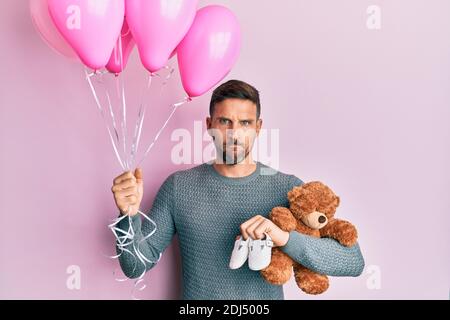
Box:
[86, 47, 189, 298]
[30, 0, 241, 299]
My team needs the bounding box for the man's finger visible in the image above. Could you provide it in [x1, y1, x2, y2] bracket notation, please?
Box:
[118, 195, 138, 208]
[115, 186, 138, 198]
[113, 171, 133, 185]
[254, 220, 272, 240]
[246, 218, 266, 240]
[113, 171, 132, 184]
[240, 215, 262, 230]
[118, 177, 136, 188]
[239, 215, 261, 239]
[113, 178, 137, 192]
[124, 195, 138, 204]
[134, 168, 143, 182]
[118, 203, 131, 214]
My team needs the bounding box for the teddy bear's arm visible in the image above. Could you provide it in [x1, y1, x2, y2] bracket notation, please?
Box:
[319, 219, 358, 247]
[269, 207, 297, 232]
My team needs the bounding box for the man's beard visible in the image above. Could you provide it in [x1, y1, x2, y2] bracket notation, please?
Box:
[220, 141, 250, 165]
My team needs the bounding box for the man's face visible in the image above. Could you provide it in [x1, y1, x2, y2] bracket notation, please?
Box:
[206, 98, 262, 165]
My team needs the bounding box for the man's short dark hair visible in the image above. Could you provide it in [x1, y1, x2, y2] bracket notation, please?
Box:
[209, 80, 261, 119]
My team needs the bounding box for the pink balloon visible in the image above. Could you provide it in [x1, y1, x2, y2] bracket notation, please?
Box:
[126, 0, 198, 73]
[29, 0, 78, 60]
[177, 5, 241, 98]
[106, 20, 135, 74]
[48, 0, 125, 70]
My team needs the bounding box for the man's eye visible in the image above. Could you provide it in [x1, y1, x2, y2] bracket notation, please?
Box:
[219, 119, 229, 125]
[241, 121, 250, 126]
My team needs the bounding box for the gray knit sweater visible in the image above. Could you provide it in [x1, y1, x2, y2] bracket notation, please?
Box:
[116, 162, 365, 300]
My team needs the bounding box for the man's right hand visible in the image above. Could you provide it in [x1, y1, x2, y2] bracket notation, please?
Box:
[111, 168, 144, 217]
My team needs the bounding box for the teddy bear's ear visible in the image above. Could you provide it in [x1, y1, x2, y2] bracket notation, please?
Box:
[287, 186, 301, 202]
[287, 190, 295, 202]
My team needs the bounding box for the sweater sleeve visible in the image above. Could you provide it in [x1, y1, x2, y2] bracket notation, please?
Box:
[280, 231, 365, 276]
[115, 173, 177, 279]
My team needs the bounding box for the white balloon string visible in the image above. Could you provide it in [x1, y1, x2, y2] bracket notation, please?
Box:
[136, 97, 192, 168]
[130, 74, 153, 169]
[116, 36, 130, 170]
[107, 209, 162, 298]
[85, 68, 126, 170]
[154, 65, 175, 93]
[99, 73, 123, 162]
[162, 65, 175, 88]
[130, 65, 175, 169]
[136, 209, 162, 264]
[90, 43, 177, 296]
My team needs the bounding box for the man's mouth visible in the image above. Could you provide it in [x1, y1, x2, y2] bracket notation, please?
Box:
[225, 143, 244, 148]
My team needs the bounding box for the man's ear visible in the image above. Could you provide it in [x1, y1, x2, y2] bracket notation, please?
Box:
[206, 117, 215, 140]
[256, 118, 263, 135]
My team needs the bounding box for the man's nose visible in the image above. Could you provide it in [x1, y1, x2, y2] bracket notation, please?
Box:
[226, 128, 240, 140]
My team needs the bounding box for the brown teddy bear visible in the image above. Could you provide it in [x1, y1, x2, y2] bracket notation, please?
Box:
[260, 181, 358, 294]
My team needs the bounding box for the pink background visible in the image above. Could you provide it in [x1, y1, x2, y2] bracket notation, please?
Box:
[1, 0, 449, 299]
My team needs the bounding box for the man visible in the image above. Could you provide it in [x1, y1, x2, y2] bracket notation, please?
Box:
[111, 80, 365, 299]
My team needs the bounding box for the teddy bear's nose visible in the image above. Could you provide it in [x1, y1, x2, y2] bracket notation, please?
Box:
[318, 216, 326, 223]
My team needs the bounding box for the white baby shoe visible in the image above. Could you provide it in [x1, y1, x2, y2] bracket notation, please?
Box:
[248, 234, 273, 271]
[229, 236, 250, 269]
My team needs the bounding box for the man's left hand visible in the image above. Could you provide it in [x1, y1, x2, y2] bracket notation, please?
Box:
[239, 215, 290, 247]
